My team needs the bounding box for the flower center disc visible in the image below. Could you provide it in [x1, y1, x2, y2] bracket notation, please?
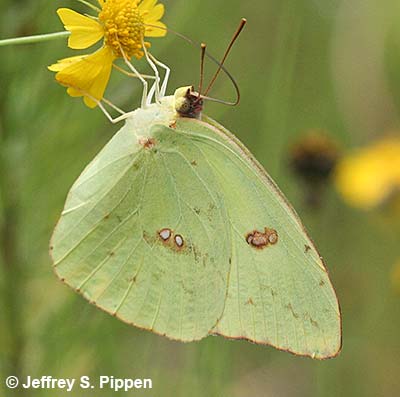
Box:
[100, 0, 146, 59]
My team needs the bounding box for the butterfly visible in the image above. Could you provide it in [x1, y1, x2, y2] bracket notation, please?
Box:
[50, 20, 341, 360]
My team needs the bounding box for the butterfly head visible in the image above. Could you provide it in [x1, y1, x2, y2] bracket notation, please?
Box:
[174, 86, 203, 118]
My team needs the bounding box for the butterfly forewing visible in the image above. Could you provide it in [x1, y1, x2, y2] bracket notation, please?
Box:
[51, 120, 231, 341]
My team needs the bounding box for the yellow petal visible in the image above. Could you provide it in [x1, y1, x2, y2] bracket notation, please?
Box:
[54, 46, 115, 108]
[48, 55, 85, 72]
[145, 21, 167, 37]
[145, 3, 164, 22]
[138, 0, 158, 13]
[57, 8, 104, 49]
[66, 87, 83, 97]
[97, 0, 105, 6]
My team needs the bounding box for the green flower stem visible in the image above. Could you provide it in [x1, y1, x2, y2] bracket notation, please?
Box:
[0, 31, 70, 47]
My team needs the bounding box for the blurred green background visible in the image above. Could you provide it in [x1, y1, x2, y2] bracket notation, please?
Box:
[1, 0, 400, 396]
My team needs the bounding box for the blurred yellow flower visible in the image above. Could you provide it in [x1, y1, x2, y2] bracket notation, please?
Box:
[49, 0, 166, 108]
[334, 137, 400, 210]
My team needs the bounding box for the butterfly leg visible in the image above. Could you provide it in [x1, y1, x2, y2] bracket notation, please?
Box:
[96, 100, 135, 124]
[118, 44, 149, 109]
[142, 39, 161, 104]
[62, 82, 133, 123]
[112, 64, 156, 81]
[146, 80, 157, 107]
[102, 97, 126, 115]
[149, 52, 170, 98]
[83, 90, 134, 123]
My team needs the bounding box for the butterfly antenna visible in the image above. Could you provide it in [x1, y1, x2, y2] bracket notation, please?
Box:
[203, 18, 247, 99]
[144, 22, 244, 105]
[194, 42, 235, 106]
[198, 43, 207, 96]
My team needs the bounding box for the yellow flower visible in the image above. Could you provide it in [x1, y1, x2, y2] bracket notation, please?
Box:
[334, 137, 400, 209]
[49, 0, 166, 108]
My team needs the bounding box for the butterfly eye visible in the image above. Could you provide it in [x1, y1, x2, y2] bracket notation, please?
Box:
[179, 100, 191, 113]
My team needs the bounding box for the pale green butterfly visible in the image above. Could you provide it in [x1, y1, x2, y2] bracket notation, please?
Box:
[50, 22, 341, 360]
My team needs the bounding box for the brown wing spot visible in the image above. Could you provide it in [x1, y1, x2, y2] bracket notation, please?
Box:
[286, 303, 299, 319]
[319, 279, 325, 286]
[268, 232, 278, 244]
[143, 230, 152, 244]
[304, 244, 311, 253]
[158, 228, 172, 242]
[310, 317, 319, 328]
[246, 227, 278, 249]
[246, 297, 255, 305]
[156, 229, 190, 253]
[191, 160, 197, 166]
[139, 137, 156, 149]
[174, 234, 184, 248]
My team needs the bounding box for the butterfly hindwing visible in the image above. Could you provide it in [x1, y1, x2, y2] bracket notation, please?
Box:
[166, 117, 341, 359]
